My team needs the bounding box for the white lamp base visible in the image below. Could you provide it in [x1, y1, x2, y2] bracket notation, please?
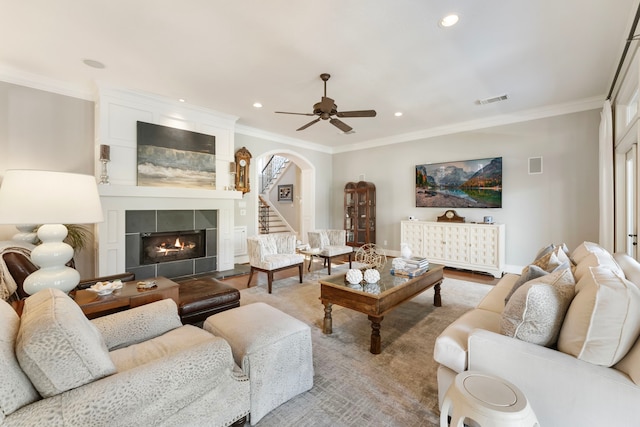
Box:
[23, 224, 80, 295]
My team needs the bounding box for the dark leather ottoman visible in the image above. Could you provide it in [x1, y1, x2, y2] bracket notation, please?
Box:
[176, 277, 241, 324]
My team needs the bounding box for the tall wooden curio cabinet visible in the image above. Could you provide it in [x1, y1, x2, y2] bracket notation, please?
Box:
[344, 181, 376, 247]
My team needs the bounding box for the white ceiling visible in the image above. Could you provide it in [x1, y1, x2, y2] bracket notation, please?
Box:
[0, 1, 638, 152]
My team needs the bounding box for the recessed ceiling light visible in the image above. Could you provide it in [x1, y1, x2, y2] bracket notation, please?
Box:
[394, 112, 403, 117]
[253, 102, 263, 108]
[439, 14, 459, 28]
[178, 98, 186, 103]
[82, 59, 105, 69]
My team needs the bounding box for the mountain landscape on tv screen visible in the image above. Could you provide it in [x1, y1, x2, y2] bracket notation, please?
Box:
[416, 157, 502, 208]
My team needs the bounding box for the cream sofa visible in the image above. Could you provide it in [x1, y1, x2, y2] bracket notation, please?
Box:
[434, 242, 640, 427]
[1, 288, 250, 427]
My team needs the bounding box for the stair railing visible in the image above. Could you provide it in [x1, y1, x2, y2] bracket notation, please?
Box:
[260, 155, 288, 194]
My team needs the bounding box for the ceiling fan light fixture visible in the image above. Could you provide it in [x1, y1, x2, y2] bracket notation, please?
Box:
[439, 14, 459, 28]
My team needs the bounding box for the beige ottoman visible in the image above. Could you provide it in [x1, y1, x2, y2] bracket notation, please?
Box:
[203, 302, 314, 425]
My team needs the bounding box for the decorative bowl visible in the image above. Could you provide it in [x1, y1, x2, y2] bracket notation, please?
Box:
[89, 280, 123, 296]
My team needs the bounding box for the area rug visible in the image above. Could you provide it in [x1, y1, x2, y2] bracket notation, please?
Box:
[239, 265, 492, 427]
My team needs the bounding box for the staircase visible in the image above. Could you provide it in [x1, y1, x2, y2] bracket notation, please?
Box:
[258, 155, 296, 235]
[258, 196, 293, 234]
[260, 155, 290, 194]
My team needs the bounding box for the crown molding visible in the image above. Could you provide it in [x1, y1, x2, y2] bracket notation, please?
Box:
[332, 96, 605, 154]
[0, 65, 95, 101]
[235, 124, 333, 154]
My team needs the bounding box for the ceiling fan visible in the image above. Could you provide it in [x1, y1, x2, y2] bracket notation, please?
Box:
[275, 73, 376, 133]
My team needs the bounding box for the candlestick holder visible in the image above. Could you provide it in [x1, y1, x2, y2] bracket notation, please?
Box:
[99, 159, 110, 185]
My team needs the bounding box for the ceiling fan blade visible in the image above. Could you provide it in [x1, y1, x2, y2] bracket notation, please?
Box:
[275, 111, 315, 116]
[297, 117, 321, 131]
[330, 118, 353, 133]
[336, 110, 377, 118]
[319, 96, 335, 112]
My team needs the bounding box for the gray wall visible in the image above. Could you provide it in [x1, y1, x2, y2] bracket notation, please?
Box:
[0, 80, 601, 274]
[331, 110, 600, 269]
[0, 82, 96, 276]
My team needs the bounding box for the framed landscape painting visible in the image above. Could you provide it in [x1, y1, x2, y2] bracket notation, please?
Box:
[137, 121, 216, 189]
[415, 157, 502, 208]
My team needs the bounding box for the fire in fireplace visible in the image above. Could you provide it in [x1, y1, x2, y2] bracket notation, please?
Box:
[140, 230, 206, 265]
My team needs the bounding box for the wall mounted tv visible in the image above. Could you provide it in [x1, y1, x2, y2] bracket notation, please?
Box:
[415, 157, 502, 208]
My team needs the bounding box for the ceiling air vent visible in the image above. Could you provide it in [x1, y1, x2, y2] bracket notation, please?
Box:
[477, 94, 509, 105]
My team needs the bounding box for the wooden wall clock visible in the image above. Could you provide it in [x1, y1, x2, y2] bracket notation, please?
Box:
[437, 209, 465, 223]
[234, 147, 252, 194]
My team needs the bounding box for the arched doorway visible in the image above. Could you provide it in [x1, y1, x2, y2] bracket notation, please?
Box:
[252, 149, 316, 244]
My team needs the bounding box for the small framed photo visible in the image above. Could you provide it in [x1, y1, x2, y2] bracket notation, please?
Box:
[278, 184, 293, 202]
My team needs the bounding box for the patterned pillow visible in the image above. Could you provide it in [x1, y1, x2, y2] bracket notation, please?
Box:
[16, 288, 116, 397]
[504, 264, 549, 304]
[0, 299, 39, 415]
[501, 268, 576, 347]
[558, 266, 640, 366]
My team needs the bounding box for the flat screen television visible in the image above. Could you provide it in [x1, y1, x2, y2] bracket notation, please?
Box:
[415, 157, 502, 208]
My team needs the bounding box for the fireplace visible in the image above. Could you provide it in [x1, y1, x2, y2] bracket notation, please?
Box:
[124, 209, 218, 280]
[141, 230, 206, 265]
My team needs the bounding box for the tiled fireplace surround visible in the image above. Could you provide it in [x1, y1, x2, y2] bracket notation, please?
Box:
[125, 209, 217, 280]
[96, 185, 240, 278]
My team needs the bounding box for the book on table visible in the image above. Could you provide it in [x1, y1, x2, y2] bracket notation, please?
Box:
[390, 266, 427, 278]
[402, 257, 429, 268]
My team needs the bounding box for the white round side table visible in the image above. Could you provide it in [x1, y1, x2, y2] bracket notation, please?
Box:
[440, 371, 539, 427]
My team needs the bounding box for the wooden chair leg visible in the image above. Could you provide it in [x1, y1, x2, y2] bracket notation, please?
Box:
[298, 263, 303, 283]
[327, 257, 332, 275]
[268, 271, 274, 294]
[348, 252, 353, 269]
[247, 268, 255, 288]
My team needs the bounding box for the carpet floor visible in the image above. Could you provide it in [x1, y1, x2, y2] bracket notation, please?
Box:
[238, 265, 492, 427]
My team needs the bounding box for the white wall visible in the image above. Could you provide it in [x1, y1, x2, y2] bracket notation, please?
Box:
[331, 110, 601, 270]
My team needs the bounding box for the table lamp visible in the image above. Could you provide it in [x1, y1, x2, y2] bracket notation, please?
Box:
[0, 170, 104, 295]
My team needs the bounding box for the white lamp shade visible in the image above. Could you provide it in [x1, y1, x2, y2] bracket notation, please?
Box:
[0, 170, 103, 224]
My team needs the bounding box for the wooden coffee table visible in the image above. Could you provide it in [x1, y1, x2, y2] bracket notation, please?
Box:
[73, 276, 179, 319]
[320, 263, 444, 354]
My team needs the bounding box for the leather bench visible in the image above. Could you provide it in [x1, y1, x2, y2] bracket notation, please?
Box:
[174, 276, 241, 324]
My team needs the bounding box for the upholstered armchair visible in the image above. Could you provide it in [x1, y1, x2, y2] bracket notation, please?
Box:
[1, 288, 250, 426]
[307, 229, 353, 275]
[246, 234, 304, 293]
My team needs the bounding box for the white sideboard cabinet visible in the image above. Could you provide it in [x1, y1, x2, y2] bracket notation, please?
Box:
[400, 220, 505, 278]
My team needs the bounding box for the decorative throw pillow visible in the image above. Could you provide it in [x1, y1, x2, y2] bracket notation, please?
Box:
[16, 288, 116, 397]
[558, 266, 640, 366]
[534, 244, 556, 261]
[570, 241, 608, 265]
[0, 299, 39, 415]
[532, 247, 570, 272]
[573, 251, 623, 282]
[504, 265, 549, 304]
[501, 268, 576, 347]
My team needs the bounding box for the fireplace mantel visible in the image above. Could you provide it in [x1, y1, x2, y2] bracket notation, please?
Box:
[97, 185, 242, 276]
[98, 185, 243, 200]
